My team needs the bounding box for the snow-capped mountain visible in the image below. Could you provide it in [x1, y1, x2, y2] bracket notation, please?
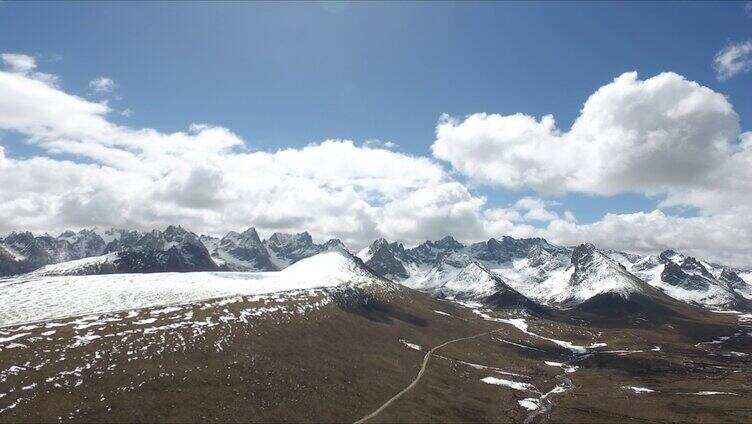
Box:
[560, 243, 644, 304]
[3, 224, 751, 313]
[1, 226, 217, 276]
[203, 229, 347, 271]
[0, 230, 108, 276]
[356, 238, 410, 279]
[202, 228, 277, 271]
[399, 251, 535, 310]
[265, 232, 345, 269]
[609, 249, 752, 309]
[358, 236, 562, 311]
[358, 235, 752, 312]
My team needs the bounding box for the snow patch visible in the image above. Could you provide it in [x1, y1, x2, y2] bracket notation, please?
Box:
[622, 386, 655, 393]
[518, 398, 540, 411]
[481, 376, 535, 392]
[544, 361, 578, 373]
[0, 251, 386, 327]
[399, 339, 421, 351]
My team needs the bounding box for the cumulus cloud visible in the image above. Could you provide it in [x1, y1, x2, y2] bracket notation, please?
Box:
[540, 210, 752, 269]
[1, 53, 36, 73]
[431, 71, 752, 267]
[2, 57, 752, 267]
[714, 41, 752, 80]
[89, 76, 116, 94]
[1, 53, 60, 86]
[433, 72, 739, 196]
[0, 57, 493, 249]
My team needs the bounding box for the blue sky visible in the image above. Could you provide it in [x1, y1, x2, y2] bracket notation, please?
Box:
[2, 1, 747, 221]
[0, 2, 751, 264]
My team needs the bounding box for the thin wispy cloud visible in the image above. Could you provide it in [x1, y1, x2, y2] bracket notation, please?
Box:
[714, 40, 752, 80]
[89, 76, 116, 94]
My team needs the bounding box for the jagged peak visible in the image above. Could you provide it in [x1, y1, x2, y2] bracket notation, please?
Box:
[238, 227, 262, 243]
[221, 230, 240, 241]
[268, 231, 313, 245]
[370, 237, 390, 248]
[163, 225, 189, 235]
[6, 230, 35, 239]
[571, 243, 598, 265]
[486, 237, 502, 248]
[428, 235, 464, 250]
[322, 238, 346, 250]
[659, 249, 680, 263]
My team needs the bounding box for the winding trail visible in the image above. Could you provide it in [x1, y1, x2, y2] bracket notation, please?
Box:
[354, 328, 504, 424]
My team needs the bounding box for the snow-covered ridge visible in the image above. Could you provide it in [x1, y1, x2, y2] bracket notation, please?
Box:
[0, 251, 387, 327]
[612, 250, 751, 309]
[3, 226, 752, 311]
[502, 243, 644, 306]
[24, 254, 118, 277]
[360, 235, 752, 310]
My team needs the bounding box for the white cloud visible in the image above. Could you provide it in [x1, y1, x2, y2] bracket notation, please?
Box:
[1, 53, 37, 73]
[433, 72, 739, 196]
[506, 197, 560, 222]
[540, 210, 752, 268]
[431, 71, 752, 267]
[363, 139, 399, 149]
[1, 53, 60, 86]
[0, 58, 492, 249]
[714, 41, 752, 81]
[89, 76, 116, 94]
[2, 58, 752, 267]
[121, 108, 133, 117]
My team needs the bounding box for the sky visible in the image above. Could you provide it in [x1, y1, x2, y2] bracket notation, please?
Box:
[0, 1, 751, 266]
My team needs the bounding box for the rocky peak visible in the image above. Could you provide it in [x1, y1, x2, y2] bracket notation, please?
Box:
[322, 238, 347, 251]
[268, 232, 313, 248]
[219, 231, 241, 246]
[680, 256, 713, 278]
[486, 237, 502, 249]
[371, 238, 390, 250]
[58, 230, 76, 240]
[164, 225, 187, 236]
[499, 236, 558, 259]
[5, 231, 36, 247]
[237, 227, 262, 247]
[571, 243, 597, 266]
[362, 237, 409, 280]
[429, 236, 464, 251]
[658, 249, 679, 263]
[163, 225, 200, 245]
[719, 268, 748, 292]
[437, 251, 473, 269]
[661, 261, 710, 291]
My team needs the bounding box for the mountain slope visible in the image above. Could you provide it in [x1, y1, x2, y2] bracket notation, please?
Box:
[17, 226, 218, 276]
[614, 250, 752, 310]
[205, 230, 346, 271]
[1, 250, 392, 327]
[1, 246, 749, 423]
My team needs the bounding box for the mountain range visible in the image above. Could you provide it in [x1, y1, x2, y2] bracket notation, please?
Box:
[1, 229, 751, 422]
[2, 227, 751, 314]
